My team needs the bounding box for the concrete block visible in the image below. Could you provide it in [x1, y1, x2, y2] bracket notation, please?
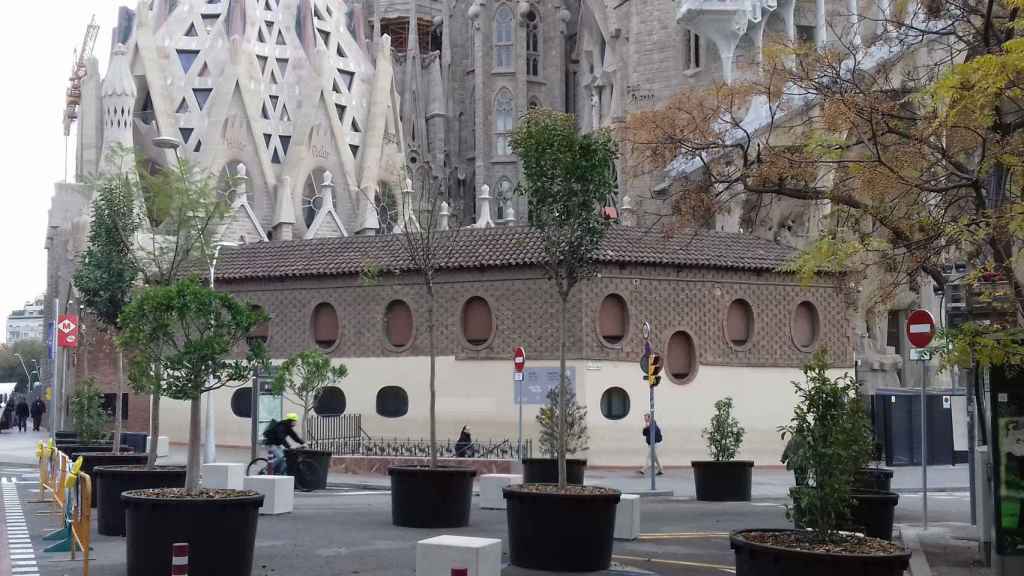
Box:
[145, 435, 169, 457]
[416, 535, 502, 576]
[201, 463, 244, 490]
[243, 475, 294, 515]
[479, 474, 521, 510]
[614, 494, 641, 540]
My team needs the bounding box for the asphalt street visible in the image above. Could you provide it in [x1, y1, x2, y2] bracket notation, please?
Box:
[0, 462, 972, 576]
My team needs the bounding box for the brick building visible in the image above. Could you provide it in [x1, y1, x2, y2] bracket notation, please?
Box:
[153, 225, 854, 466]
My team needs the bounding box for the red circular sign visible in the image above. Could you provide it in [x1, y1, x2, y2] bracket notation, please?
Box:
[906, 309, 936, 349]
[513, 346, 526, 372]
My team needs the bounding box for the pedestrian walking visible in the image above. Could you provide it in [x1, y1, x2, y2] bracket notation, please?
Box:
[639, 412, 664, 475]
[454, 426, 473, 458]
[15, 398, 30, 432]
[30, 398, 46, 431]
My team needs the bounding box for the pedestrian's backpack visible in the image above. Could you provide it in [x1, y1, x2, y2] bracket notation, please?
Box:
[261, 419, 278, 445]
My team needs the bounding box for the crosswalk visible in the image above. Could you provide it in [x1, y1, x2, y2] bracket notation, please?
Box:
[3, 477, 39, 576]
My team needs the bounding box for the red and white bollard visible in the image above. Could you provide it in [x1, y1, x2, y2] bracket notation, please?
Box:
[171, 543, 189, 576]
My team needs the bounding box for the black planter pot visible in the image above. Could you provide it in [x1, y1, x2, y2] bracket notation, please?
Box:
[504, 485, 620, 572]
[66, 446, 134, 461]
[284, 448, 332, 491]
[388, 466, 476, 528]
[521, 458, 587, 485]
[55, 431, 78, 441]
[123, 490, 263, 576]
[93, 466, 186, 536]
[853, 467, 894, 492]
[730, 529, 911, 576]
[74, 453, 148, 508]
[850, 490, 900, 540]
[692, 460, 754, 501]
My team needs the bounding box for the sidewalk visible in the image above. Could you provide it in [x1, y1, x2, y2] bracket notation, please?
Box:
[0, 429, 49, 464]
[901, 522, 993, 576]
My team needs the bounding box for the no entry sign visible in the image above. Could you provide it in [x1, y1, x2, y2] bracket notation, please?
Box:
[513, 346, 526, 381]
[906, 309, 935, 349]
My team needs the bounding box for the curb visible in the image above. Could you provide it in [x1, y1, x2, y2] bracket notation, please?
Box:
[893, 486, 969, 494]
[899, 526, 933, 576]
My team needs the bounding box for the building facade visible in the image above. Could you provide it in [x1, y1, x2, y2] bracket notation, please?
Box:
[5, 300, 44, 344]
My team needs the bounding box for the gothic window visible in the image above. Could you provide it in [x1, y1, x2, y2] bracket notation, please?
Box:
[526, 9, 540, 77]
[376, 182, 397, 234]
[494, 5, 513, 70]
[684, 29, 702, 71]
[302, 168, 333, 228]
[495, 177, 513, 220]
[495, 88, 515, 156]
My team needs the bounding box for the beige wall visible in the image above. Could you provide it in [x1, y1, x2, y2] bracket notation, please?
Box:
[160, 355, 849, 467]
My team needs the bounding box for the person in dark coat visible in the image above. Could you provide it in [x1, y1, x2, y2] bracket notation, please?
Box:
[15, 398, 30, 432]
[454, 426, 473, 458]
[30, 399, 46, 431]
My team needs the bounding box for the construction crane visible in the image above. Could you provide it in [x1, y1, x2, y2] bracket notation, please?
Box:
[63, 16, 100, 137]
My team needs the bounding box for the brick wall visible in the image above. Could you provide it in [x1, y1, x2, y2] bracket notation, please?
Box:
[71, 316, 151, 434]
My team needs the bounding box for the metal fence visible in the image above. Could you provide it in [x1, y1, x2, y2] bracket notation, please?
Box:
[307, 414, 365, 454]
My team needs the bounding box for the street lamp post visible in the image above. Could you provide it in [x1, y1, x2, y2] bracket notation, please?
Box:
[205, 241, 240, 464]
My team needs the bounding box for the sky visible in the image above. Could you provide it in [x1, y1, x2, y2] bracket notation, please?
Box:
[0, 1, 124, 342]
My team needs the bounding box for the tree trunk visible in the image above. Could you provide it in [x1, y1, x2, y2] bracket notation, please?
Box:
[557, 293, 568, 490]
[427, 282, 438, 468]
[186, 396, 202, 494]
[113, 350, 124, 455]
[147, 391, 161, 467]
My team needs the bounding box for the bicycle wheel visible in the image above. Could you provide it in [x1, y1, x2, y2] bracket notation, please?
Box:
[246, 457, 271, 476]
[295, 459, 321, 492]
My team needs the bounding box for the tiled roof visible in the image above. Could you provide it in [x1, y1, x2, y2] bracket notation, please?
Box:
[214, 226, 797, 281]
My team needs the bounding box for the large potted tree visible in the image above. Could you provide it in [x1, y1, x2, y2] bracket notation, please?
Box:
[387, 174, 476, 528]
[731, 352, 909, 574]
[522, 387, 588, 484]
[693, 397, 753, 501]
[88, 150, 228, 537]
[117, 278, 268, 576]
[503, 109, 621, 572]
[272, 349, 348, 491]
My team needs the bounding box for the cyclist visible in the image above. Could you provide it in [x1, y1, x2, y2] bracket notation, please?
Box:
[263, 413, 306, 474]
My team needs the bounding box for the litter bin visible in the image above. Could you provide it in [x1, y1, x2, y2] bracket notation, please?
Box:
[120, 432, 148, 455]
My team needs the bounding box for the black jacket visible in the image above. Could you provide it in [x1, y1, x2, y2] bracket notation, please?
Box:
[15, 401, 30, 418]
[30, 400, 45, 418]
[642, 424, 663, 445]
[264, 420, 304, 448]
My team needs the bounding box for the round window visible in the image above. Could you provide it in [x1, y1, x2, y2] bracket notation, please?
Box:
[376, 386, 409, 418]
[311, 302, 339, 349]
[792, 301, 820, 350]
[461, 296, 494, 347]
[384, 300, 414, 349]
[598, 294, 628, 345]
[666, 330, 698, 384]
[600, 387, 630, 420]
[725, 299, 753, 348]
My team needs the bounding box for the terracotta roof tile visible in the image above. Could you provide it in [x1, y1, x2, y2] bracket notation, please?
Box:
[214, 226, 797, 281]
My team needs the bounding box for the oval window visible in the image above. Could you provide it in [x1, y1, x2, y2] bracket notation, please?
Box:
[598, 294, 628, 345]
[726, 299, 753, 347]
[667, 330, 698, 383]
[792, 301, 820, 350]
[312, 302, 339, 349]
[384, 300, 414, 348]
[314, 386, 346, 417]
[461, 296, 494, 347]
[376, 386, 409, 418]
[600, 387, 630, 420]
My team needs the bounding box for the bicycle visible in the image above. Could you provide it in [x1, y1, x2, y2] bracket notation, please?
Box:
[247, 447, 322, 493]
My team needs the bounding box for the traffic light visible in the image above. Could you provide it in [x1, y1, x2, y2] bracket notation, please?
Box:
[647, 353, 663, 388]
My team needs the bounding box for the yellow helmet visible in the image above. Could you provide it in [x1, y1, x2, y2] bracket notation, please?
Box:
[284, 413, 299, 423]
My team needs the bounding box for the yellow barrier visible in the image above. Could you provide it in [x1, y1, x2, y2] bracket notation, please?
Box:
[34, 442, 52, 503]
[69, 471, 92, 576]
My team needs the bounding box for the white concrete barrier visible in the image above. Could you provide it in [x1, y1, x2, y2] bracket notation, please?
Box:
[243, 475, 294, 515]
[614, 494, 640, 540]
[145, 435, 170, 457]
[479, 474, 521, 510]
[201, 463, 244, 490]
[416, 535, 501, 576]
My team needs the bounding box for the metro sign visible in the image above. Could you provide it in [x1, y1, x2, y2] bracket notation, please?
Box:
[57, 315, 79, 348]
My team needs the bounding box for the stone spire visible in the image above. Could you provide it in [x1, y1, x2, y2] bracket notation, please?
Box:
[470, 184, 495, 228]
[398, 178, 421, 233]
[438, 201, 450, 231]
[100, 44, 136, 172]
[273, 176, 296, 241]
[620, 196, 636, 226]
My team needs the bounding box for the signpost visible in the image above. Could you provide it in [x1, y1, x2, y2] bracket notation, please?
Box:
[640, 321, 662, 490]
[907, 308, 936, 530]
[514, 347, 526, 460]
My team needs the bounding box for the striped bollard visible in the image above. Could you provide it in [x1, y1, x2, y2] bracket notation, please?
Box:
[172, 543, 189, 576]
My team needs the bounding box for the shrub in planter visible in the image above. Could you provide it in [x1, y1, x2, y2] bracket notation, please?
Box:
[693, 397, 753, 501]
[118, 278, 268, 576]
[70, 379, 108, 444]
[524, 387, 589, 484]
[502, 110, 621, 571]
[733, 352, 910, 574]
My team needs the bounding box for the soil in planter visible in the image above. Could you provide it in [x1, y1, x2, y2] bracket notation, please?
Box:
[741, 530, 904, 555]
[131, 488, 259, 499]
[515, 484, 617, 496]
